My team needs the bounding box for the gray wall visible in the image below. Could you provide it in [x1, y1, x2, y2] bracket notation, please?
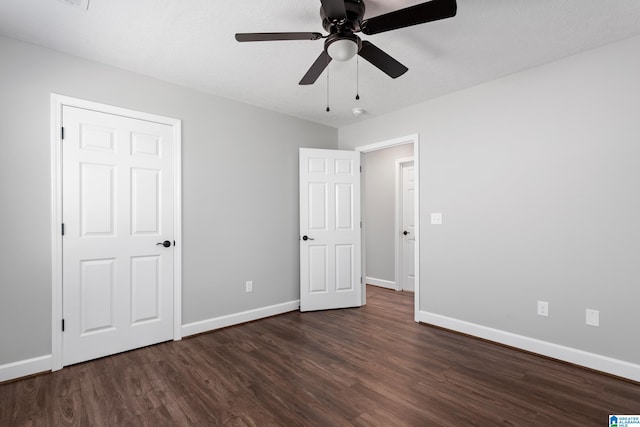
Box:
[339, 35, 640, 364]
[0, 36, 337, 365]
[363, 144, 413, 283]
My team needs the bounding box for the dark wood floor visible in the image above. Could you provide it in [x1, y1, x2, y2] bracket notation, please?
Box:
[1, 286, 639, 426]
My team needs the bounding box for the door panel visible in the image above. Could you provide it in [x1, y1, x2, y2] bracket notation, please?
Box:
[81, 163, 115, 236]
[131, 255, 161, 323]
[308, 245, 328, 293]
[308, 183, 328, 230]
[300, 148, 361, 311]
[80, 123, 115, 151]
[62, 106, 174, 366]
[131, 132, 161, 157]
[335, 244, 354, 291]
[131, 168, 160, 235]
[335, 183, 353, 229]
[80, 258, 116, 333]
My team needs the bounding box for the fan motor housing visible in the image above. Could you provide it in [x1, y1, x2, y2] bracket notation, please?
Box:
[321, 0, 366, 33]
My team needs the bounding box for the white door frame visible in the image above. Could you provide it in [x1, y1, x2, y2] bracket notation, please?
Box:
[356, 134, 420, 322]
[395, 157, 414, 292]
[50, 94, 183, 371]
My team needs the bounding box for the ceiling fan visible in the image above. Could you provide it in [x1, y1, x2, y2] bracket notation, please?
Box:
[235, 0, 457, 85]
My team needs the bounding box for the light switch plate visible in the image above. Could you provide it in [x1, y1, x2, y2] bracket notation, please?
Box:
[586, 309, 599, 327]
[431, 213, 443, 225]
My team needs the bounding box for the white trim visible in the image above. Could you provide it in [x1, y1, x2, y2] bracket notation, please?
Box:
[182, 300, 301, 337]
[359, 152, 367, 306]
[419, 311, 640, 382]
[356, 134, 419, 153]
[395, 157, 414, 292]
[50, 94, 182, 371]
[172, 120, 183, 341]
[414, 137, 420, 322]
[366, 277, 397, 290]
[356, 134, 420, 322]
[50, 95, 63, 371]
[0, 355, 51, 383]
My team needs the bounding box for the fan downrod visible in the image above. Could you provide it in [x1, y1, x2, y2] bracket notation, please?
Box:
[320, 0, 366, 33]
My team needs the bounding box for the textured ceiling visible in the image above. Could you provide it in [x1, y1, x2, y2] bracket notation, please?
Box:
[2, 0, 640, 128]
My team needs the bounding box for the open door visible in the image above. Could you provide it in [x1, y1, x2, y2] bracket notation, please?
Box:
[299, 148, 362, 311]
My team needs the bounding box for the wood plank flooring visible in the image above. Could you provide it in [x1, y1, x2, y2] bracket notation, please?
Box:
[1, 285, 639, 426]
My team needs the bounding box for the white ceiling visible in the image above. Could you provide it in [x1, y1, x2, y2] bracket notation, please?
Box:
[2, 0, 640, 128]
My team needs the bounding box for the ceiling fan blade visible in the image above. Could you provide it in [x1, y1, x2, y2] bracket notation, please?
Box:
[235, 32, 323, 42]
[358, 41, 408, 79]
[299, 50, 332, 85]
[320, 0, 347, 21]
[361, 0, 457, 35]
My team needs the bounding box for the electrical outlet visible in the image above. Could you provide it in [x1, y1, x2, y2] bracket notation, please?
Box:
[537, 301, 549, 317]
[586, 309, 599, 327]
[245, 280, 253, 293]
[431, 213, 443, 225]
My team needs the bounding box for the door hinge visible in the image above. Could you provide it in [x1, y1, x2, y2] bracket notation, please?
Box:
[61, 223, 65, 236]
[61, 127, 65, 140]
[360, 165, 362, 173]
[360, 277, 363, 284]
[61, 319, 65, 332]
[360, 221, 362, 228]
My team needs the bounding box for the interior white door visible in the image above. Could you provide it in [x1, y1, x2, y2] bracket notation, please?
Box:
[400, 162, 415, 291]
[299, 148, 362, 311]
[62, 106, 174, 366]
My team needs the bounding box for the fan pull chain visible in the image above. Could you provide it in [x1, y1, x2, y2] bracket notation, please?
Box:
[326, 56, 330, 112]
[355, 55, 360, 101]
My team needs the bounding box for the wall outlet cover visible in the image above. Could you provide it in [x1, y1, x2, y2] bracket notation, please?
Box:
[431, 213, 443, 225]
[537, 301, 549, 317]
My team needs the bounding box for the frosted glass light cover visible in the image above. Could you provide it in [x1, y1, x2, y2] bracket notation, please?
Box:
[327, 39, 358, 62]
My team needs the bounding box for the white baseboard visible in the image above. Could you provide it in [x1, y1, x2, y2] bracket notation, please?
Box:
[0, 354, 51, 383]
[419, 311, 640, 382]
[182, 300, 300, 337]
[366, 277, 397, 290]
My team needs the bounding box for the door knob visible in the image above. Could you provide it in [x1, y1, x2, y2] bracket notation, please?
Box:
[156, 240, 171, 248]
[302, 235, 315, 241]
[403, 231, 409, 235]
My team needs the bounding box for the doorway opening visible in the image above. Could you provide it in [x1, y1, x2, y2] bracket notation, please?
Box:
[356, 134, 420, 322]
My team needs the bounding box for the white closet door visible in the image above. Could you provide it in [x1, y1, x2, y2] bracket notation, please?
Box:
[62, 106, 175, 366]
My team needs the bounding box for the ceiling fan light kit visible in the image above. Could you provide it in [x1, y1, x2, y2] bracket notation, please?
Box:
[326, 35, 360, 62]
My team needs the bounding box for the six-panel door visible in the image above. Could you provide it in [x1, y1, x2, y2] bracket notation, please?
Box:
[299, 148, 362, 311]
[62, 106, 174, 366]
